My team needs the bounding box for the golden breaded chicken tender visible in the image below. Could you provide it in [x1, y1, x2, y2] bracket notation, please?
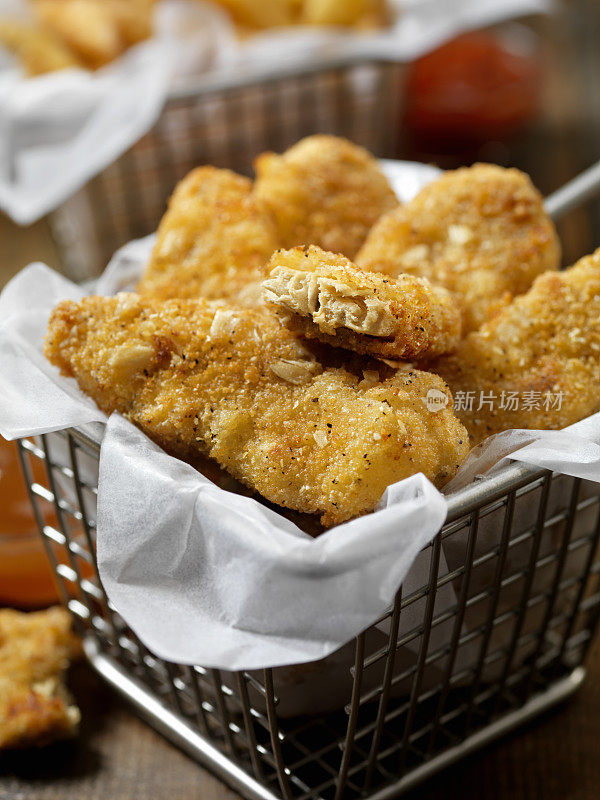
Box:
[357, 164, 561, 333]
[0, 19, 82, 75]
[45, 294, 469, 527]
[0, 607, 81, 750]
[427, 249, 600, 445]
[254, 135, 399, 259]
[138, 166, 280, 306]
[262, 245, 461, 360]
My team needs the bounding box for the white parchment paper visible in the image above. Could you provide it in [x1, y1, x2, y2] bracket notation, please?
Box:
[1, 159, 599, 671]
[0, 0, 551, 224]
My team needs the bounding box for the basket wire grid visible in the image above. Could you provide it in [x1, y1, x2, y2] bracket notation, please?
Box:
[50, 59, 403, 281]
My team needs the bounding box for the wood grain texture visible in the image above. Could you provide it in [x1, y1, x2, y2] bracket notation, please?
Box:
[0, 641, 598, 800]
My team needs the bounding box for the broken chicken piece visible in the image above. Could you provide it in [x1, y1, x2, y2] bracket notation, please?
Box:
[262, 245, 461, 360]
[254, 135, 398, 259]
[0, 607, 81, 749]
[45, 293, 469, 527]
[357, 164, 561, 332]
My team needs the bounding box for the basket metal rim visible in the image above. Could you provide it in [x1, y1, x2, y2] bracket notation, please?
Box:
[83, 632, 587, 800]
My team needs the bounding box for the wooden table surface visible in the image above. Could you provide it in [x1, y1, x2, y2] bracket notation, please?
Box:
[1, 638, 600, 800]
[2, 5, 600, 797]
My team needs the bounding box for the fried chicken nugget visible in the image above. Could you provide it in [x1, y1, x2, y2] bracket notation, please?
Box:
[254, 135, 399, 259]
[138, 166, 280, 306]
[357, 164, 561, 333]
[262, 245, 461, 360]
[427, 249, 600, 445]
[45, 294, 469, 526]
[0, 19, 82, 75]
[0, 607, 81, 749]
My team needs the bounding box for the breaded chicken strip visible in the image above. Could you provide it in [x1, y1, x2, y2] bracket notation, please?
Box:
[262, 245, 461, 360]
[138, 166, 280, 306]
[253, 135, 399, 259]
[428, 249, 600, 445]
[45, 294, 469, 527]
[0, 19, 82, 75]
[0, 607, 81, 749]
[357, 164, 561, 333]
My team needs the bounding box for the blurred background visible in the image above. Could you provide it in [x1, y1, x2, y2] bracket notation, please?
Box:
[1, 2, 600, 797]
[2, 1, 600, 291]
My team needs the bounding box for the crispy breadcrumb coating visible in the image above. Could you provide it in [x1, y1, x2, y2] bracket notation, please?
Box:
[262, 245, 461, 360]
[427, 249, 600, 445]
[45, 294, 469, 526]
[357, 164, 561, 332]
[253, 135, 398, 259]
[138, 166, 280, 307]
[0, 607, 81, 749]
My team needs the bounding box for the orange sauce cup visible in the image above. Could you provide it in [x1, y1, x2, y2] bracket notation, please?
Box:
[0, 437, 59, 608]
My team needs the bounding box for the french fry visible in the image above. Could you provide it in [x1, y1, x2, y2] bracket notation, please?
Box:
[33, 0, 126, 69]
[216, 0, 298, 29]
[300, 0, 386, 28]
[0, 19, 82, 75]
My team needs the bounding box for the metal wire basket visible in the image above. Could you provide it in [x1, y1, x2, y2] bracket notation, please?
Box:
[49, 58, 403, 281]
[16, 412, 600, 800]
[17, 152, 600, 799]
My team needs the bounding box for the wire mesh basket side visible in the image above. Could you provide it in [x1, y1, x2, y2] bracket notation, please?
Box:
[329, 471, 600, 799]
[16, 429, 287, 796]
[49, 61, 404, 281]
[17, 429, 600, 800]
